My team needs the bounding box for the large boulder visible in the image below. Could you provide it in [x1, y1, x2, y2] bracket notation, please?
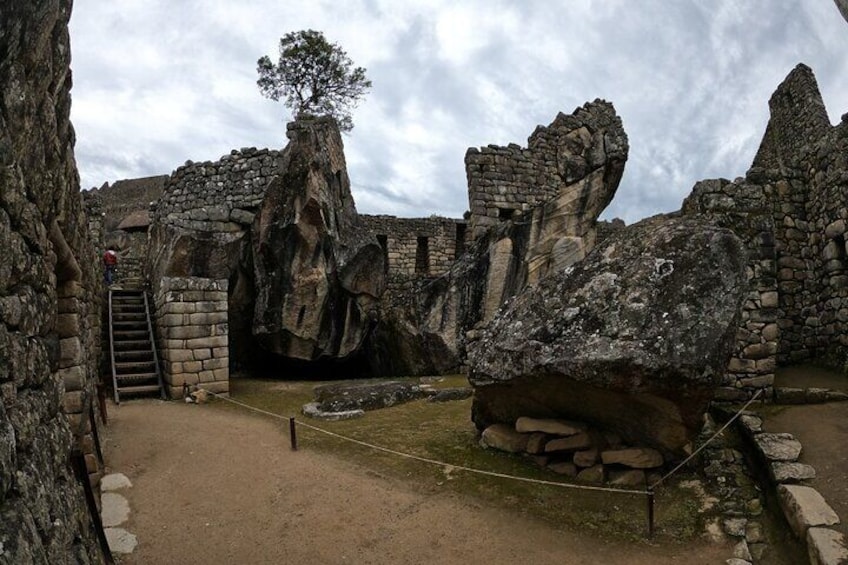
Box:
[467, 215, 748, 456]
[252, 118, 385, 360]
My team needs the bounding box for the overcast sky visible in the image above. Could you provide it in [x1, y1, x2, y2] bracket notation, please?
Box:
[68, 1, 848, 224]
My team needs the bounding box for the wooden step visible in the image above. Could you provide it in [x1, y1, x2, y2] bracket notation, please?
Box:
[116, 372, 158, 384]
[117, 385, 162, 395]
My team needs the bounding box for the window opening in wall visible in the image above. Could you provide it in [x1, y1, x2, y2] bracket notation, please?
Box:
[498, 207, 515, 220]
[377, 234, 389, 275]
[455, 223, 467, 259]
[415, 236, 430, 275]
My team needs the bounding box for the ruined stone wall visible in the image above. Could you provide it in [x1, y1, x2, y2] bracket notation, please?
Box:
[465, 100, 627, 241]
[683, 64, 848, 392]
[0, 0, 104, 561]
[88, 175, 167, 231]
[153, 277, 229, 399]
[359, 214, 467, 279]
[154, 148, 284, 232]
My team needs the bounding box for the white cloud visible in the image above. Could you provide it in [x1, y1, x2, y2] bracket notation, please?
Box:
[69, 0, 848, 223]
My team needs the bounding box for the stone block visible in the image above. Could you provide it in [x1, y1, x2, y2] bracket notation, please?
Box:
[601, 448, 663, 469]
[547, 461, 577, 476]
[159, 313, 184, 327]
[754, 433, 802, 461]
[182, 361, 202, 373]
[515, 417, 585, 436]
[771, 462, 816, 483]
[56, 313, 80, 337]
[807, 527, 848, 565]
[59, 337, 82, 367]
[202, 358, 227, 371]
[162, 349, 193, 363]
[481, 424, 528, 453]
[545, 433, 592, 453]
[525, 432, 548, 454]
[201, 380, 229, 395]
[576, 464, 605, 484]
[186, 336, 227, 349]
[193, 348, 213, 361]
[608, 469, 645, 487]
[212, 347, 228, 358]
[774, 387, 807, 404]
[198, 370, 216, 383]
[760, 291, 779, 308]
[63, 391, 84, 415]
[778, 485, 839, 538]
[168, 325, 211, 340]
[58, 365, 85, 392]
[212, 368, 228, 381]
[162, 302, 196, 315]
[573, 449, 599, 468]
[189, 312, 227, 326]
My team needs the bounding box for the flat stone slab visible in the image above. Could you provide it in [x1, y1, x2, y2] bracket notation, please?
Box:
[778, 484, 840, 538]
[753, 433, 802, 462]
[101, 492, 130, 527]
[105, 527, 138, 554]
[544, 433, 592, 453]
[601, 447, 663, 469]
[738, 414, 763, 435]
[481, 424, 528, 453]
[807, 527, 848, 565]
[301, 402, 364, 421]
[311, 381, 427, 412]
[771, 462, 816, 483]
[100, 473, 132, 492]
[515, 417, 585, 436]
[425, 388, 472, 402]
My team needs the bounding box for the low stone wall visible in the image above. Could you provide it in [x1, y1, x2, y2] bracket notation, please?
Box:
[154, 277, 229, 398]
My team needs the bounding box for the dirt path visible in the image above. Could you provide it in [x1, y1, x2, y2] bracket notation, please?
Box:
[102, 400, 729, 565]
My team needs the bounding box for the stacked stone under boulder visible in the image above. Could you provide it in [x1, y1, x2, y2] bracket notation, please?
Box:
[480, 417, 664, 486]
[468, 215, 748, 457]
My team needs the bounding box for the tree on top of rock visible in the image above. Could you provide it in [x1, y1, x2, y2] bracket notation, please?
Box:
[257, 30, 372, 132]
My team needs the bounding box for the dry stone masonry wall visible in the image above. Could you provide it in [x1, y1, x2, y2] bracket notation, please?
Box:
[0, 0, 104, 561]
[154, 277, 229, 398]
[154, 148, 284, 233]
[465, 100, 627, 241]
[684, 64, 848, 397]
[359, 214, 467, 281]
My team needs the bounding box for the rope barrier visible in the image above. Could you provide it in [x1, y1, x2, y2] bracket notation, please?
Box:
[200, 386, 764, 500]
[649, 388, 763, 489]
[200, 389, 648, 496]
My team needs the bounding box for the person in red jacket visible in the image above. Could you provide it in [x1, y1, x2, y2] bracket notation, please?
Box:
[103, 249, 117, 286]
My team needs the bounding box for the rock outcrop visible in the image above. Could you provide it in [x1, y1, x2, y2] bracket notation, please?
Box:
[368, 101, 629, 375]
[1, 0, 104, 561]
[836, 0, 848, 24]
[251, 118, 385, 360]
[468, 216, 748, 456]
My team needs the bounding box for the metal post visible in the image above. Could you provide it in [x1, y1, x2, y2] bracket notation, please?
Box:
[647, 488, 655, 538]
[289, 417, 298, 451]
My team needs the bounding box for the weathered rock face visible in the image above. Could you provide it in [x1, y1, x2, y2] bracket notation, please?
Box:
[468, 216, 748, 456]
[0, 0, 103, 561]
[368, 101, 628, 375]
[836, 0, 848, 24]
[252, 118, 385, 360]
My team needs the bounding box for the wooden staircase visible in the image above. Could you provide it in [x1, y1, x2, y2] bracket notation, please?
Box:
[108, 290, 165, 403]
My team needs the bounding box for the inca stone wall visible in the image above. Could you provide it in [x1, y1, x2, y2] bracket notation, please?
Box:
[0, 0, 104, 562]
[154, 277, 229, 398]
[465, 100, 627, 241]
[154, 148, 284, 233]
[359, 214, 467, 280]
[683, 64, 848, 396]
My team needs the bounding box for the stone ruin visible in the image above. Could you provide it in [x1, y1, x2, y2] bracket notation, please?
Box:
[4, 0, 848, 559]
[1, 1, 106, 560]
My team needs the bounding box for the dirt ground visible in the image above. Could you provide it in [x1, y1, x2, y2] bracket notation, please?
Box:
[102, 400, 732, 565]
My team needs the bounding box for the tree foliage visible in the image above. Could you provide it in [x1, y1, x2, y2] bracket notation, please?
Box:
[257, 30, 371, 131]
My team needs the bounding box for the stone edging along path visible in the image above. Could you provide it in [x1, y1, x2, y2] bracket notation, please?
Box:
[734, 399, 848, 565]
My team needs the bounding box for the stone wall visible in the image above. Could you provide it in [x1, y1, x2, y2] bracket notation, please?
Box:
[153, 148, 284, 232]
[87, 175, 167, 232]
[359, 214, 467, 280]
[0, 0, 104, 561]
[465, 100, 627, 241]
[154, 277, 229, 398]
[682, 64, 848, 397]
